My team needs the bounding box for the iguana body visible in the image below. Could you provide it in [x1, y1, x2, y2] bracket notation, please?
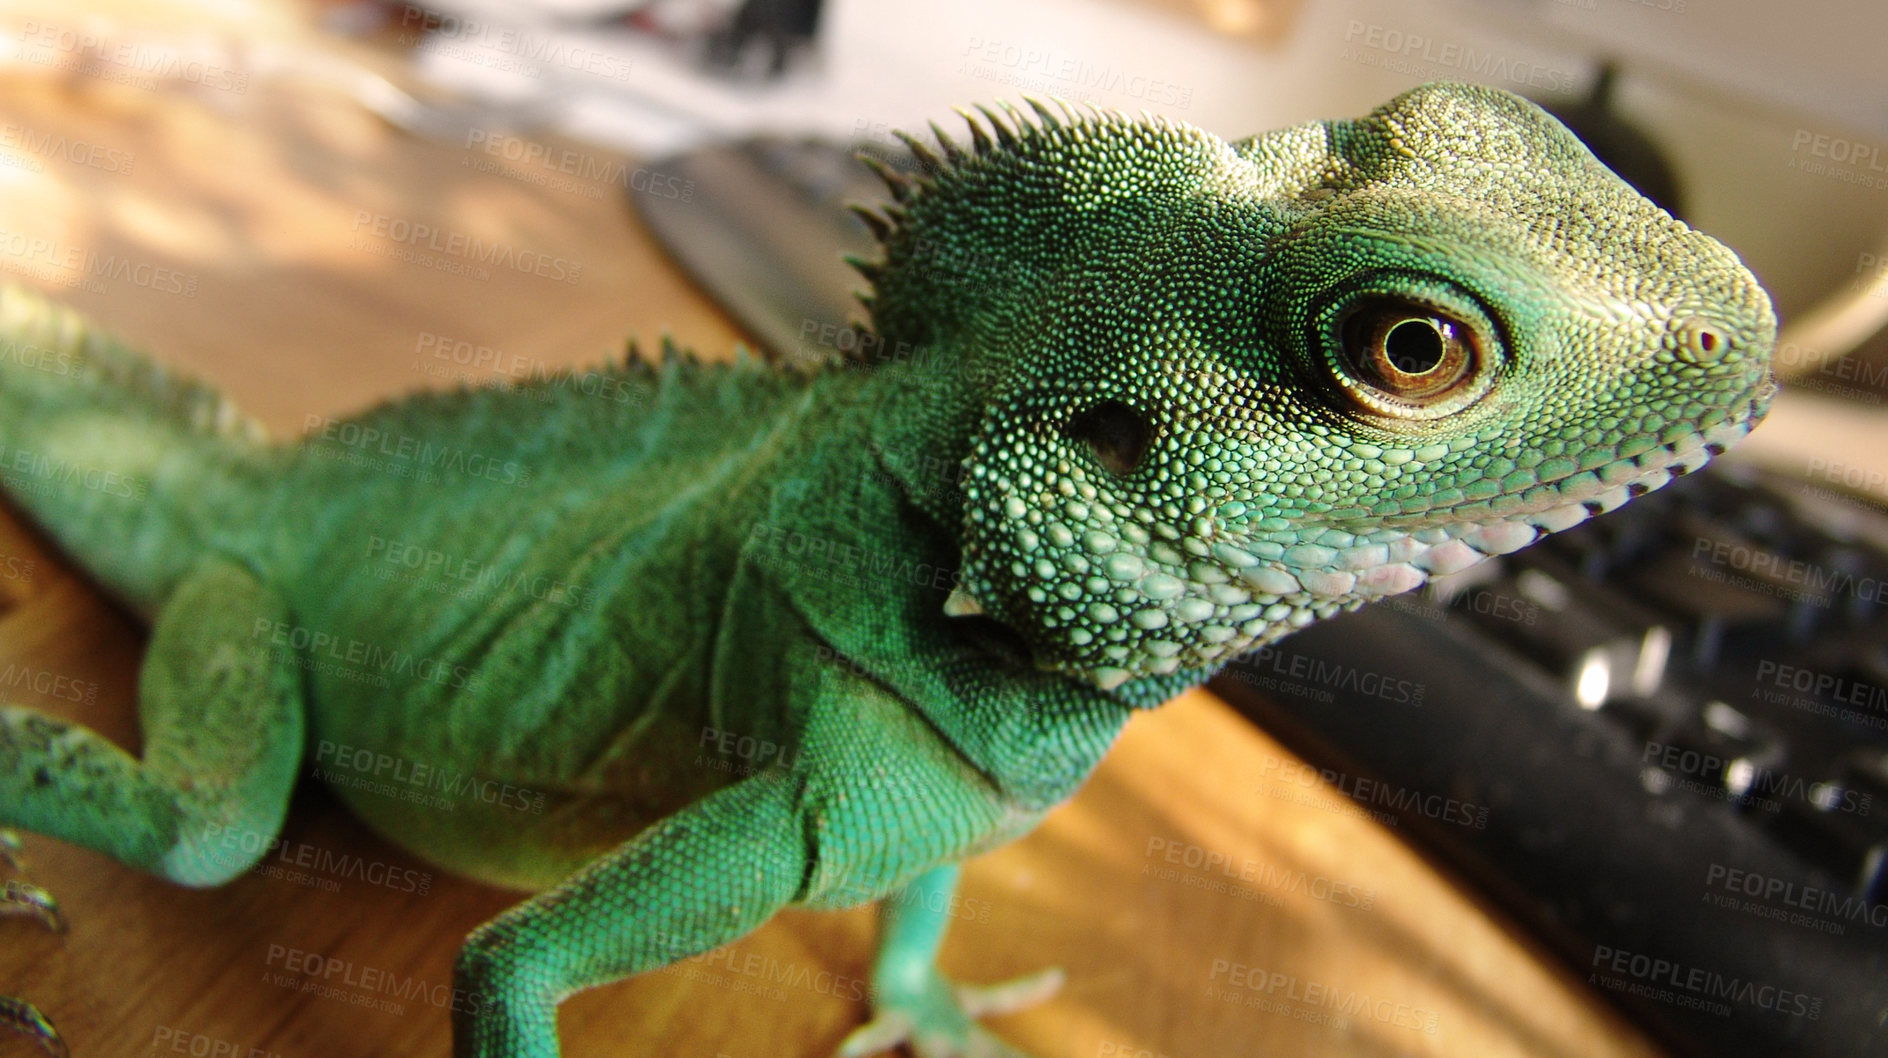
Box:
[0, 82, 1775, 1058]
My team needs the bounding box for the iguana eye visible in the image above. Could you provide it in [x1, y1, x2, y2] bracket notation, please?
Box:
[1319, 289, 1501, 420]
[1341, 300, 1475, 400]
[1338, 299, 1478, 403]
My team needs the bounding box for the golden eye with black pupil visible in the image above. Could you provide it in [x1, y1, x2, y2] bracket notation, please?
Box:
[1315, 287, 1502, 422]
[1339, 299, 1476, 402]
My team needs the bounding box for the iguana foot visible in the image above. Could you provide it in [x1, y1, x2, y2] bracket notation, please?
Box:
[0, 997, 67, 1058]
[836, 966, 1064, 1058]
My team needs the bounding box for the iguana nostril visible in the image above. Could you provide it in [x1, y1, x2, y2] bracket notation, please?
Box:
[1065, 400, 1153, 476]
[1676, 318, 1728, 364]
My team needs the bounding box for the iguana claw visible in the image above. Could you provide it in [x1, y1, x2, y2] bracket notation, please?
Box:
[0, 997, 67, 1058]
[836, 966, 1064, 1058]
[1, 830, 70, 1057]
[0, 830, 62, 934]
[1, 880, 64, 934]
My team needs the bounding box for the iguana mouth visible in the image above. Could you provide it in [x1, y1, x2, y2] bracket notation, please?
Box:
[1231, 391, 1766, 578]
[1336, 404, 1764, 587]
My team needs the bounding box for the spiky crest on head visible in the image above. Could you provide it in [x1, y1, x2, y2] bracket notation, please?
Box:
[843, 97, 1220, 366]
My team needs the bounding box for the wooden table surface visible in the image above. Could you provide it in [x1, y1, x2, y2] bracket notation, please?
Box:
[0, 11, 1664, 1058]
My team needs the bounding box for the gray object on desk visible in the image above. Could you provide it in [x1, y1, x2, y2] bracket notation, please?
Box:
[630, 135, 895, 365]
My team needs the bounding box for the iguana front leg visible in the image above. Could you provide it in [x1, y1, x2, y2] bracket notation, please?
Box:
[451, 770, 811, 1058]
[838, 864, 1063, 1058]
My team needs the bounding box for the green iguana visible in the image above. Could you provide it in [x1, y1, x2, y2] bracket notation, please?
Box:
[0, 82, 1775, 1058]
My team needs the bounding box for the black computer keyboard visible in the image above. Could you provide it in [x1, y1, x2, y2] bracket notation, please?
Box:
[1212, 460, 1888, 1058]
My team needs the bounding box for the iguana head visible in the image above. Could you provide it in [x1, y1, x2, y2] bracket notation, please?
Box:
[855, 81, 1775, 694]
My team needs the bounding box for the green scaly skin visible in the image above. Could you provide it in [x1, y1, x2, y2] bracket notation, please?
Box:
[0, 82, 1773, 1058]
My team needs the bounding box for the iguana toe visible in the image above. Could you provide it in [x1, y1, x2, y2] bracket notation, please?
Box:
[836, 966, 1063, 1058]
[837, 1010, 913, 1058]
[954, 966, 1063, 1018]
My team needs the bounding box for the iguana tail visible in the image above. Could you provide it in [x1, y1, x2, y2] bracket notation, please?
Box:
[0, 284, 277, 616]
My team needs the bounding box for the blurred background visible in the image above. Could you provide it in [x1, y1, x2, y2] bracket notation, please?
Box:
[0, 1, 1885, 1057]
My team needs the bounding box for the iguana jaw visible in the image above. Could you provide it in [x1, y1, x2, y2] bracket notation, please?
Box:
[953, 389, 1769, 695]
[1383, 393, 1770, 571]
[1069, 406, 1763, 693]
